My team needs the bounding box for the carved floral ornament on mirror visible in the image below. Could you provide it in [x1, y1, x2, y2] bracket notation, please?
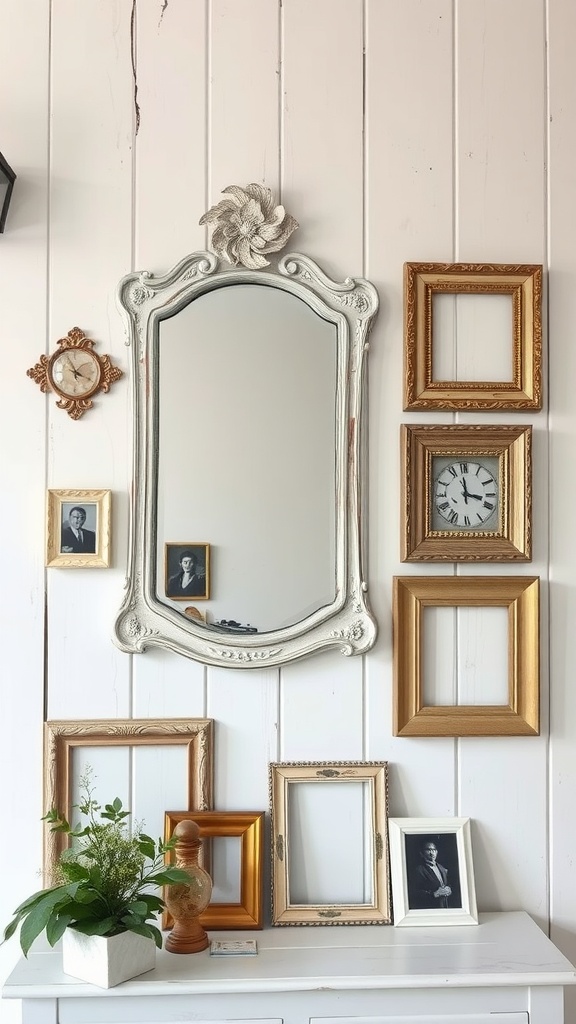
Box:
[113, 184, 379, 668]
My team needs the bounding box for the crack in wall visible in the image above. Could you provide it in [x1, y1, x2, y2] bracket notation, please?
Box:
[130, 0, 141, 136]
[159, 0, 169, 27]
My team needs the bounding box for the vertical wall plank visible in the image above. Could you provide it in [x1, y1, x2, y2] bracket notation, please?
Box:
[46, 0, 134, 720]
[455, 0, 548, 928]
[549, 0, 576, 1007]
[0, 0, 49, 1005]
[365, 0, 457, 814]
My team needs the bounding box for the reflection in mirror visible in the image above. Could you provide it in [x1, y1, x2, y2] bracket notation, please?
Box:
[114, 193, 379, 667]
[157, 284, 337, 632]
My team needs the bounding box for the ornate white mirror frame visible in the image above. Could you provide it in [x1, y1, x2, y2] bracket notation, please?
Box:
[113, 185, 378, 668]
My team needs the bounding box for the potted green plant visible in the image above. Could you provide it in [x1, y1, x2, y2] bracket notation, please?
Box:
[2, 770, 194, 987]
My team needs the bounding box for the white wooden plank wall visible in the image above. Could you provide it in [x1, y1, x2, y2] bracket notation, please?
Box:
[4, 1, 576, 1019]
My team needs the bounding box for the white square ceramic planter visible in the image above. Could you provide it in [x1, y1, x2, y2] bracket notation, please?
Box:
[62, 928, 156, 988]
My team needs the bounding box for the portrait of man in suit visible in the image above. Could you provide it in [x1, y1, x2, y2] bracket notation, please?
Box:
[406, 834, 462, 911]
[60, 505, 97, 554]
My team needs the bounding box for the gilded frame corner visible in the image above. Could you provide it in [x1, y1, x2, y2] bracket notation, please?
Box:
[163, 810, 265, 930]
[46, 488, 111, 568]
[403, 262, 542, 410]
[43, 718, 214, 884]
[393, 576, 540, 737]
[401, 423, 532, 562]
[269, 761, 390, 926]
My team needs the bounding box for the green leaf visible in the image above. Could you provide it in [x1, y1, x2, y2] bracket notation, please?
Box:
[137, 839, 156, 859]
[2, 917, 21, 945]
[59, 863, 90, 882]
[46, 913, 73, 947]
[71, 917, 116, 936]
[10, 884, 67, 917]
[149, 867, 193, 885]
[129, 922, 163, 948]
[19, 892, 72, 957]
[137, 894, 164, 913]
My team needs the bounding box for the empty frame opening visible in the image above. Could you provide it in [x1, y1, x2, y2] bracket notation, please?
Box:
[432, 292, 514, 382]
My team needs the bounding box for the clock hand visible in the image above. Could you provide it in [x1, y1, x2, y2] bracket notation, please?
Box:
[461, 480, 469, 504]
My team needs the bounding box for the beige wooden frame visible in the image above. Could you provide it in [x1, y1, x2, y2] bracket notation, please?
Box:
[163, 810, 264, 930]
[403, 262, 542, 410]
[269, 761, 390, 926]
[401, 424, 532, 562]
[46, 488, 111, 568]
[393, 576, 540, 737]
[43, 718, 213, 883]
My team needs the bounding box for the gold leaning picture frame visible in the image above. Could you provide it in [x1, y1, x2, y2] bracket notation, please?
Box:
[403, 262, 542, 410]
[401, 424, 532, 561]
[163, 810, 265, 930]
[43, 719, 214, 884]
[46, 488, 111, 568]
[269, 761, 391, 926]
[393, 576, 540, 737]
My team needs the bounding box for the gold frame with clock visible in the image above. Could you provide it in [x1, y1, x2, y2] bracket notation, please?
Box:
[403, 262, 542, 410]
[46, 488, 111, 568]
[27, 326, 122, 420]
[401, 424, 532, 562]
[393, 575, 540, 737]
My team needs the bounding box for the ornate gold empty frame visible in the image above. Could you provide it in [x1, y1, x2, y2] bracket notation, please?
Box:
[163, 810, 264, 929]
[403, 263, 542, 410]
[393, 576, 539, 737]
[401, 424, 532, 561]
[27, 327, 123, 419]
[43, 719, 213, 884]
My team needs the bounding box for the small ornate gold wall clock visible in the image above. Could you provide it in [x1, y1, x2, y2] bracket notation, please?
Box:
[27, 327, 123, 419]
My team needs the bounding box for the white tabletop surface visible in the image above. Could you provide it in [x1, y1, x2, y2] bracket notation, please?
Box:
[3, 912, 576, 1000]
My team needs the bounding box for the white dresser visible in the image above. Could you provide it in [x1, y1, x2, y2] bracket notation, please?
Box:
[3, 912, 575, 1024]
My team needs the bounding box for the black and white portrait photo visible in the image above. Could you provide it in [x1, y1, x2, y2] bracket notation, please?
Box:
[165, 543, 210, 600]
[60, 503, 97, 554]
[405, 832, 462, 911]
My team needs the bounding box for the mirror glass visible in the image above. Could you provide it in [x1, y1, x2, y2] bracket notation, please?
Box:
[156, 284, 337, 632]
[114, 249, 378, 667]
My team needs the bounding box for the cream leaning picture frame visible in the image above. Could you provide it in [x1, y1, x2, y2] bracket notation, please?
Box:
[269, 761, 390, 925]
[43, 719, 213, 884]
[403, 262, 542, 410]
[388, 817, 478, 927]
[393, 576, 540, 737]
[46, 488, 111, 568]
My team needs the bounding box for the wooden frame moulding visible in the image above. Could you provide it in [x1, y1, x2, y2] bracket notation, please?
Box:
[43, 718, 213, 884]
[393, 576, 539, 737]
[403, 262, 542, 410]
[401, 424, 532, 562]
[163, 810, 265, 930]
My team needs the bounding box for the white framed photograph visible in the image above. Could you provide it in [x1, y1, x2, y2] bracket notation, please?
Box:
[389, 817, 478, 927]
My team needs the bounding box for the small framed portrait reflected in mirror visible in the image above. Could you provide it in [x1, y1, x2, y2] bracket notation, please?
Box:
[165, 543, 210, 601]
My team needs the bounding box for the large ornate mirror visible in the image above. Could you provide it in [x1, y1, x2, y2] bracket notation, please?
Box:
[114, 185, 378, 667]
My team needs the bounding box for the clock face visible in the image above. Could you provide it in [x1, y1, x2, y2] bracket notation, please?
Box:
[50, 348, 101, 398]
[432, 458, 499, 531]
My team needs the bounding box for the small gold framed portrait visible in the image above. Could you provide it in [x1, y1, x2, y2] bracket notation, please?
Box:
[403, 262, 542, 410]
[165, 543, 210, 600]
[401, 424, 532, 561]
[46, 489, 111, 568]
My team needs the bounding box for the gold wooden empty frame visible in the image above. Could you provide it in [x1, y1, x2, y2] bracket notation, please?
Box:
[404, 262, 542, 410]
[43, 719, 213, 883]
[401, 424, 532, 561]
[270, 761, 390, 926]
[164, 810, 264, 929]
[393, 576, 539, 737]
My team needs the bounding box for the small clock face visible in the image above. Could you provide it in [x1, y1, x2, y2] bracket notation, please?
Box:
[50, 348, 101, 398]
[432, 458, 499, 531]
